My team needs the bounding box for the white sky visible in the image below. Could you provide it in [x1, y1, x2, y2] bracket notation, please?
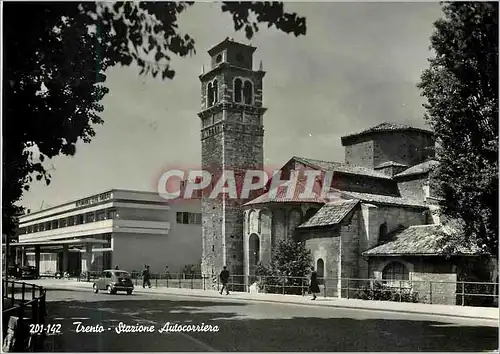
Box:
[20, 2, 443, 211]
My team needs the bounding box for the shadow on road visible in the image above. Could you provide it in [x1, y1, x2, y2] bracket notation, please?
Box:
[46, 297, 499, 352]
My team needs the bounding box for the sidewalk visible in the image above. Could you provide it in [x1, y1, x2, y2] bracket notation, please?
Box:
[31, 279, 499, 322]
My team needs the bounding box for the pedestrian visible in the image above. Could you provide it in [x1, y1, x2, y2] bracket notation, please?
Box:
[115, 265, 119, 270]
[219, 266, 230, 295]
[165, 265, 171, 279]
[309, 266, 320, 300]
[142, 265, 152, 288]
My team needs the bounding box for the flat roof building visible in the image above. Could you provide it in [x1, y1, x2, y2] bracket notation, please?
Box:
[14, 189, 201, 276]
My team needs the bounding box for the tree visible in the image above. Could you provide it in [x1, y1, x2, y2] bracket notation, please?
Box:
[256, 239, 312, 294]
[418, 2, 498, 256]
[3, 2, 307, 236]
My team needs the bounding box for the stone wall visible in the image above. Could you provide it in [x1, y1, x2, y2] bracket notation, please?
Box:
[344, 139, 374, 167]
[199, 65, 266, 285]
[332, 174, 399, 196]
[300, 227, 341, 297]
[356, 203, 427, 294]
[272, 208, 287, 244]
[243, 204, 322, 280]
[373, 131, 435, 168]
[396, 175, 428, 202]
[368, 256, 458, 305]
[343, 131, 435, 169]
[200, 122, 224, 279]
[358, 203, 426, 253]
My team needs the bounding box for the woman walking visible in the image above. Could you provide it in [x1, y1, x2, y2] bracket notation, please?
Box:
[309, 267, 320, 300]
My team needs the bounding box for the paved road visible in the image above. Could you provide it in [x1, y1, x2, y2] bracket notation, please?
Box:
[42, 288, 498, 352]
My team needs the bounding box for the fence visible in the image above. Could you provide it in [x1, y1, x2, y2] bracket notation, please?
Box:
[2, 280, 47, 352]
[71, 271, 498, 307]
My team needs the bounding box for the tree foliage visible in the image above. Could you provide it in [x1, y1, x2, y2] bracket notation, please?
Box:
[255, 239, 312, 294]
[268, 238, 313, 277]
[418, 2, 498, 256]
[3, 2, 306, 235]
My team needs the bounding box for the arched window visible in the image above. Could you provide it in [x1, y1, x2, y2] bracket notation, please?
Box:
[379, 222, 388, 242]
[316, 258, 325, 285]
[248, 233, 260, 275]
[207, 82, 213, 107]
[234, 78, 242, 103]
[246, 211, 251, 234]
[243, 80, 253, 104]
[382, 262, 409, 287]
[212, 79, 218, 104]
[248, 209, 257, 234]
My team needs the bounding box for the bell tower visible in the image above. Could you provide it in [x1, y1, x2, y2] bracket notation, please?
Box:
[198, 38, 267, 284]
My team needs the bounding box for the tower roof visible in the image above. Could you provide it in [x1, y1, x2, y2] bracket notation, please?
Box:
[207, 37, 256, 56]
[341, 122, 434, 146]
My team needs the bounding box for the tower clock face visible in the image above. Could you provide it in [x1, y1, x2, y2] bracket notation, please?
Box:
[216, 54, 223, 63]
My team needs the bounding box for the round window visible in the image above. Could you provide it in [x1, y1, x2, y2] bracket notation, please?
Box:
[236, 53, 244, 62]
[216, 54, 223, 63]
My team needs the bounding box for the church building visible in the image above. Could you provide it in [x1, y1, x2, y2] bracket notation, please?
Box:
[197, 38, 496, 305]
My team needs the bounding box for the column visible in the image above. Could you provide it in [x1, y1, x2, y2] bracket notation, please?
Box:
[34, 246, 41, 277]
[85, 244, 93, 282]
[62, 245, 69, 273]
[21, 247, 26, 266]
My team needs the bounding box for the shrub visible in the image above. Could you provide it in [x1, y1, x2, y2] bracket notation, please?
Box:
[254, 239, 312, 295]
[460, 282, 496, 307]
[354, 281, 419, 303]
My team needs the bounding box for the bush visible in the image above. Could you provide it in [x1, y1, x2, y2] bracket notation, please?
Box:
[354, 281, 419, 303]
[254, 239, 312, 295]
[459, 282, 496, 307]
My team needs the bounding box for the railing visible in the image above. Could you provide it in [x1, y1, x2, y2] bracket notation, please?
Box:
[2, 280, 47, 352]
[71, 272, 498, 307]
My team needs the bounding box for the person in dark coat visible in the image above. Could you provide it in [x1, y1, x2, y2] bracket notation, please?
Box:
[142, 265, 152, 288]
[309, 267, 320, 300]
[219, 266, 230, 295]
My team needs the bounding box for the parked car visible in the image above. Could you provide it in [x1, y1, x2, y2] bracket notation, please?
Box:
[7, 265, 18, 277]
[92, 269, 134, 295]
[18, 266, 39, 280]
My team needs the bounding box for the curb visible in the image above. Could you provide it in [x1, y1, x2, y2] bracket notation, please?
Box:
[43, 283, 498, 322]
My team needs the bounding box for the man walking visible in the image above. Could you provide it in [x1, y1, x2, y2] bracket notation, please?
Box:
[142, 265, 152, 288]
[219, 266, 230, 295]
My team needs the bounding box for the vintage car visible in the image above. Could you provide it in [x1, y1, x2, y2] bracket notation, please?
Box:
[18, 266, 39, 280]
[92, 269, 134, 295]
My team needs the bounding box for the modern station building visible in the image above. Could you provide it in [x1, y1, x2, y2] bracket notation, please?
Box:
[13, 189, 201, 275]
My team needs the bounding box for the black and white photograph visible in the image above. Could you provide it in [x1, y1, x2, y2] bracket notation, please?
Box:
[2, 1, 499, 352]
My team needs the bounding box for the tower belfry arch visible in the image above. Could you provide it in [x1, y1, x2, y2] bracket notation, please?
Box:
[198, 38, 267, 286]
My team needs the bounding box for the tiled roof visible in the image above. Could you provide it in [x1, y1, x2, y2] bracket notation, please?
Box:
[363, 224, 482, 256]
[298, 199, 359, 228]
[244, 174, 328, 206]
[394, 160, 439, 178]
[374, 161, 409, 169]
[340, 191, 427, 208]
[293, 156, 392, 180]
[341, 122, 434, 143]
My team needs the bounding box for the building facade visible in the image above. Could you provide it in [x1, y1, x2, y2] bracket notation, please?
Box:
[199, 39, 496, 305]
[198, 38, 267, 279]
[16, 189, 201, 275]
